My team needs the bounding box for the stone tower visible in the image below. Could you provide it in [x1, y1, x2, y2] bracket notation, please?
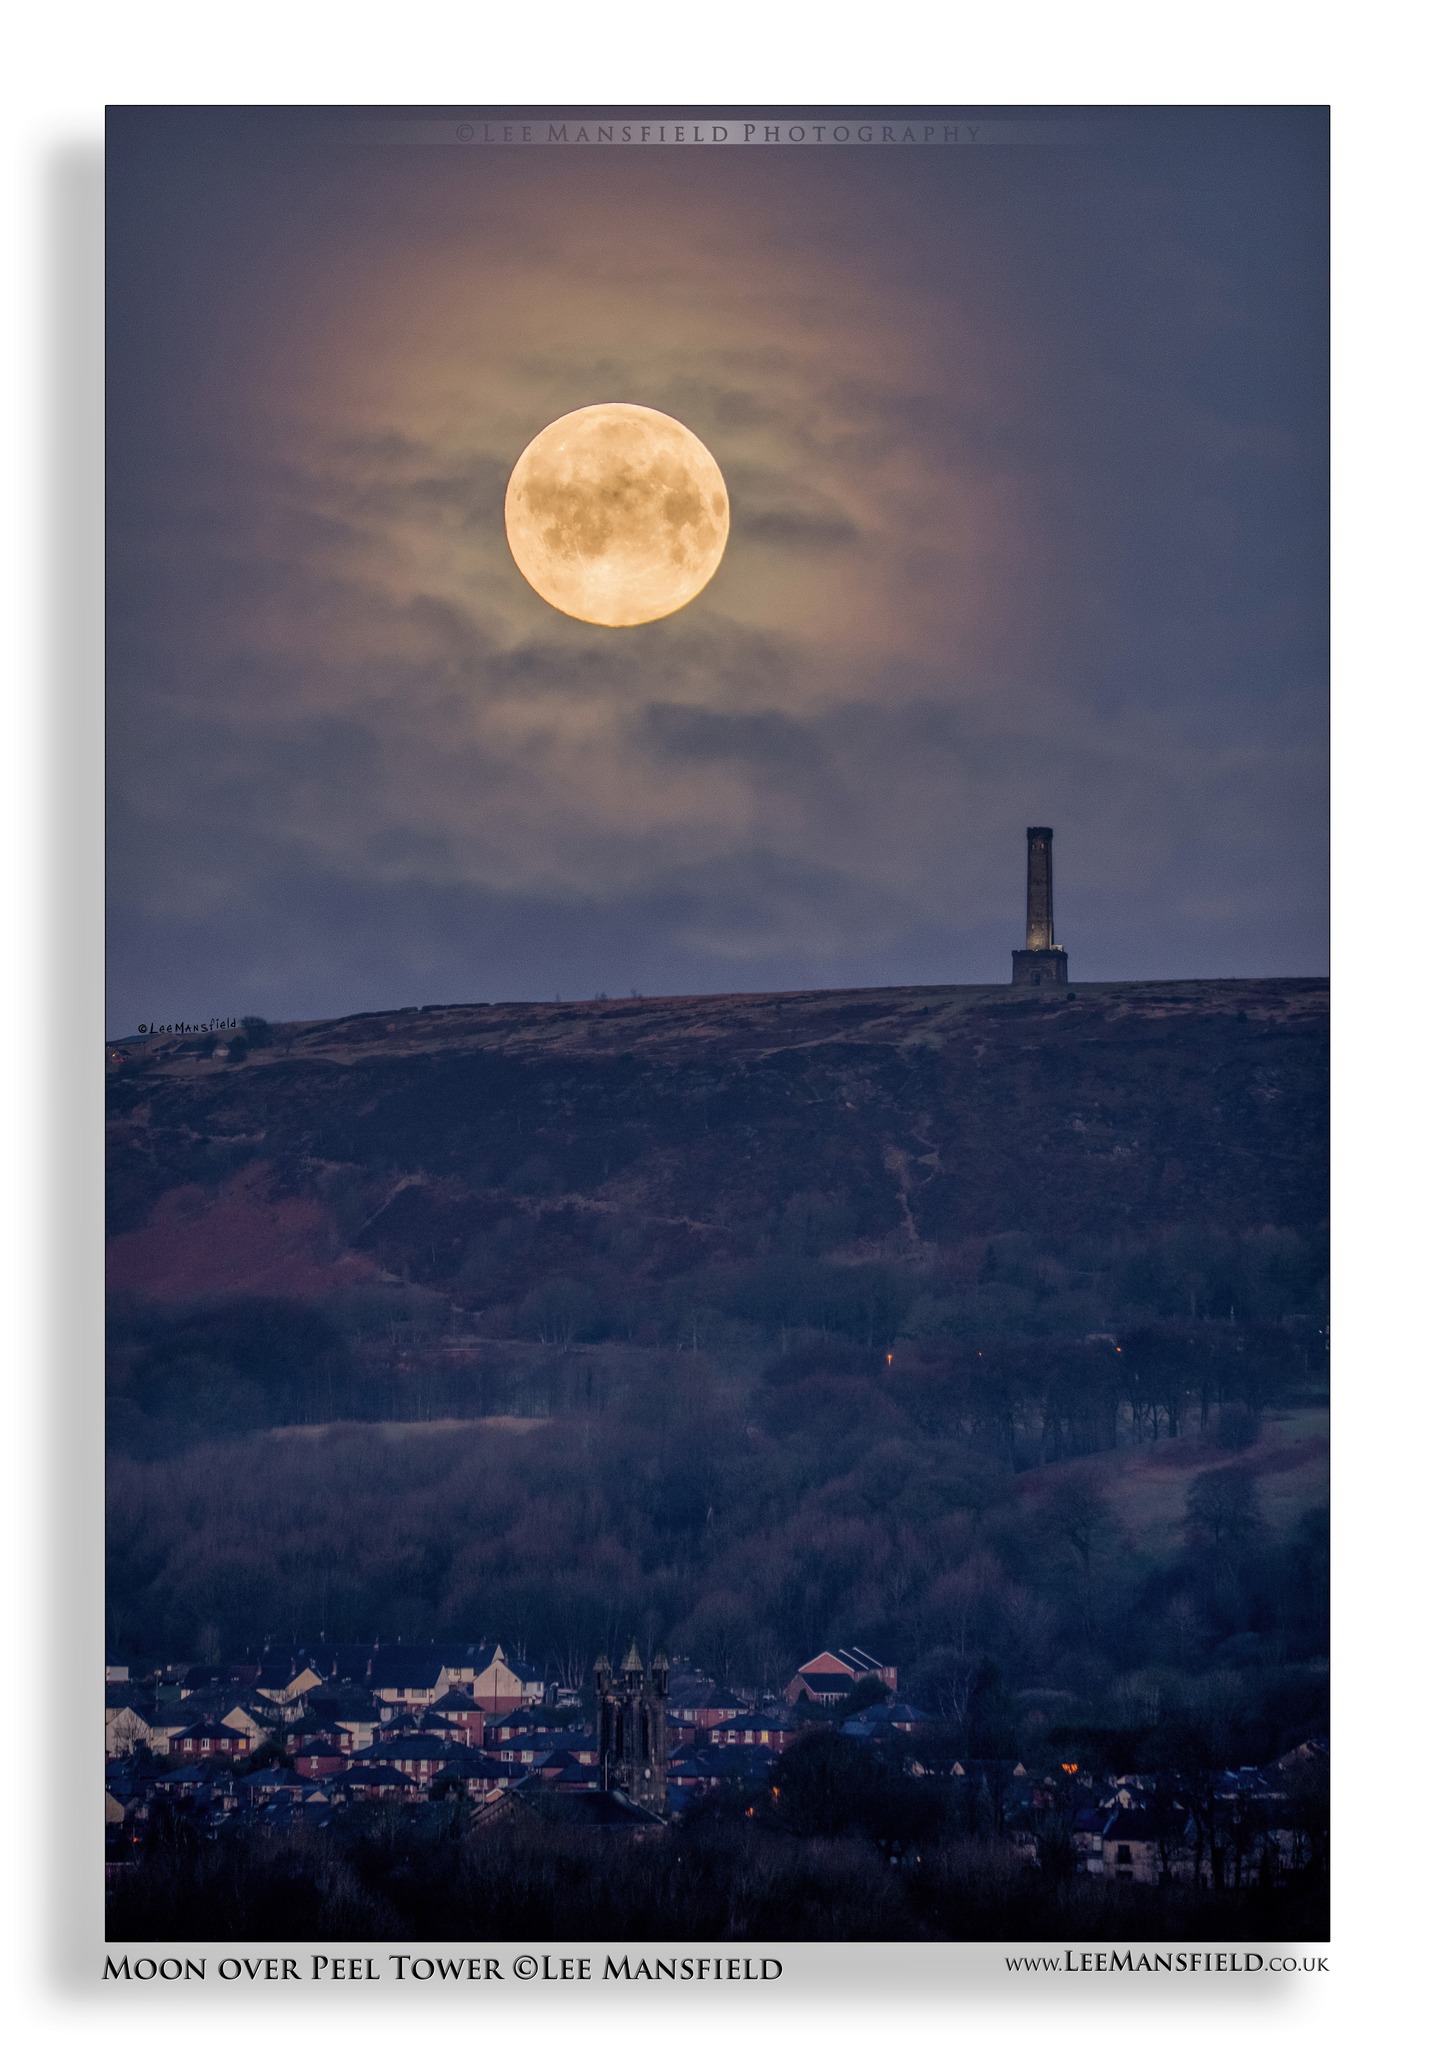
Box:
[1011, 826, 1069, 985]
[594, 1644, 669, 1813]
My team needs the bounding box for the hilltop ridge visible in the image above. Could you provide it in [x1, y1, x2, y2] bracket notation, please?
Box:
[111, 975, 1327, 1071]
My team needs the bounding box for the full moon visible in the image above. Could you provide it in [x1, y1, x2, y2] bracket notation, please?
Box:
[504, 403, 729, 627]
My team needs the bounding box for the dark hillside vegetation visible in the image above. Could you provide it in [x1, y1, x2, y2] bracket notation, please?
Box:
[108, 981, 1327, 1280]
[106, 978, 1327, 1756]
[108, 1796, 1328, 1943]
[107, 978, 1326, 1368]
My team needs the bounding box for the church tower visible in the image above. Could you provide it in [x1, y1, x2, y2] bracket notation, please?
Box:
[593, 1645, 669, 1813]
[1011, 826, 1069, 985]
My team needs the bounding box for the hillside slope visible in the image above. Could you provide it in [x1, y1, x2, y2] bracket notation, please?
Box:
[107, 981, 1330, 1707]
[107, 978, 1327, 1314]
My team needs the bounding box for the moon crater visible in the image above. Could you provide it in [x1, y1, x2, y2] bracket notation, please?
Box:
[505, 403, 729, 626]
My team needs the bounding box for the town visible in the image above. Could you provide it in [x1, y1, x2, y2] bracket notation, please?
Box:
[106, 1637, 1328, 1898]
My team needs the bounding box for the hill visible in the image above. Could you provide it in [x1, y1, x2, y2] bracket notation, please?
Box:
[106, 977, 1329, 1722]
[107, 977, 1327, 1320]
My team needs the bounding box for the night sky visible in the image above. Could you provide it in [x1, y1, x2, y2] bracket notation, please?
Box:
[106, 107, 1327, 1036]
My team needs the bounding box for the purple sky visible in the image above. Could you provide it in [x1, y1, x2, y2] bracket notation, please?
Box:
[107, 107, 1327, 1034]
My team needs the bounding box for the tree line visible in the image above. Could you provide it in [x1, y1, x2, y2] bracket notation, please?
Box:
[107, 1749, 1328, 1943]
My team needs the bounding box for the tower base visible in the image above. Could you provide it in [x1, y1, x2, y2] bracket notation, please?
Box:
[1012, 948, 1068, 987]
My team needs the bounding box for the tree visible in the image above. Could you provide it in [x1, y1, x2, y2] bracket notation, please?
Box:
[235, 1734, 289, 1775]
[844, 1675, 892, 1716]
[771, 1729, 886, 1836]
[1121, 1325, 1196, 1438]
[1185, 1469, 1264, 1551]
[1039, 1471, 1115, 1639]
[769, 1729, 945, 1854]
[1139, 1718, 1224, 1890]
[1283, 1751, 1329, 1883]
[516, 1278, 599, 1347]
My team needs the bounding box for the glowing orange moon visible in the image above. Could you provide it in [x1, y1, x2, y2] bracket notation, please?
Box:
[504, 403, 729, 627]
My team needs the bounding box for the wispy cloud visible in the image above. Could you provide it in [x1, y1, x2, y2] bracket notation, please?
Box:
[106, 115, 1328, 1031]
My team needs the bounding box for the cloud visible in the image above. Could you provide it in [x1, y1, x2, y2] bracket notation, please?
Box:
[106, 116, 1328, 1033]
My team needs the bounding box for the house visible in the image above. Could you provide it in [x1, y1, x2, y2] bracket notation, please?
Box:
[305, 1687, 382, 1750]
[1070, 1804, 1112, 1875]
[471, 1644, 545, 1710]
[549, 1760, 602, 1793]
[788, 1672, 853, 1707]
[370, 1652, 453, 1711]
[708, 1713, 798, 1753]
[486, 1736, 559, 1768]
[482, 1709, 576, 1752]
[168, 1690, 277, 1746]
[425, 1690, 486, 1744]
[376, 1709, 425, 1734]
[685, 1685, 750, 1732]
[293, 1741, 348, 1780]
[376, 1732, 465, 1788]
[1214, 1765, 1284, 1805]
[665, 1670, 752, 1730]
[171, 1721, 251, 1760]
[905, 1754, 966, 1780]
[530, 1748, 582, 1780]
[238, 1765, 309, 1805]
[785, 1648, 897, 1705]
[369, 1647, 495, 1711]
[340, 1761, 413, 1801]
[186, 1679, 272, 1710]
[367, 1641, 534, 1705]
[105, 1766, 158, 1827]
[885, 1700, 928, 1735]
[676, 1743, 770, 1788]
[416, 1643, 484, 1691]
[666, 1745, 714, 1791]
[317, 1644, 381, 1686]
[155, 1760, 235, 1801]
[288, 1712, 361, 1756]
[433, 1751, 520, 1804]
[176, 1664, 229, 1697]
[485, 1720, 598, 1765]
[1101, 1804, 1185, 1883]
[106, 1699, 190, 1757]
[253, 1664, 326, 1709]
[840, 1700, 931, 1740]
[105, 1701, 161, 1759]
